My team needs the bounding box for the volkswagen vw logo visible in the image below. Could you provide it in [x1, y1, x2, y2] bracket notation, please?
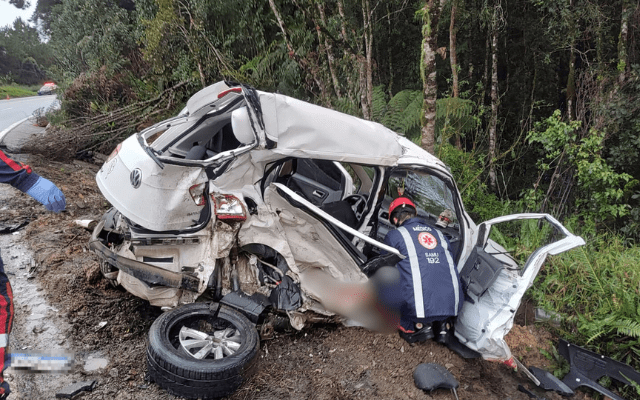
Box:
[130, 168, 142, 189]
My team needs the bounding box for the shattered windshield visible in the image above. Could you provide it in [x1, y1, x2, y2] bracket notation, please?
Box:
[387, 169, 458, 225]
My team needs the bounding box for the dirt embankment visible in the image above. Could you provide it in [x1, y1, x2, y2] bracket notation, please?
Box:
[1, 154, 594, 400]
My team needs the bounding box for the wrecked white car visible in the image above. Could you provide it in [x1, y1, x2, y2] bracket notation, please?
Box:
[89, 81, 585, 399]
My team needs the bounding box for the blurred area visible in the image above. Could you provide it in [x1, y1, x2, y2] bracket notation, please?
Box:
[301, 267, 401, 334]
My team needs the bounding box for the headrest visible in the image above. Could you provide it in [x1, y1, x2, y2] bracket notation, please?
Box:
[231, 106, 256, 144]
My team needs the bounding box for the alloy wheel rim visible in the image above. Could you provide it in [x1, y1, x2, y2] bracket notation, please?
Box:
[178, 325, 242, 360]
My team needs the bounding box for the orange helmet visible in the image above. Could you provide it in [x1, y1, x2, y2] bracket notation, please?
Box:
[388, 197, 416, 219]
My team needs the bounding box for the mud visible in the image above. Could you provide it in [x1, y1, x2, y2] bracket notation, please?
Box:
[0, 153, 597, 400]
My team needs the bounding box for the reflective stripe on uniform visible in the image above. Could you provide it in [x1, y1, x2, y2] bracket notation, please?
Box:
[435, 229, 460, 315]
[0, 334, 7, 348]
[398, 227, 425, 318]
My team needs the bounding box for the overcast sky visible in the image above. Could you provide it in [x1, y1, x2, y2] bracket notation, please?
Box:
[0, 1, 37, 29]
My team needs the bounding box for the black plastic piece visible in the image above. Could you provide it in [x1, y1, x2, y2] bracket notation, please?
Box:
[361, 252, 403, 277]
[529, 366, 574, 397]
[399, 324, 434, 344]
[559, 339, 640, 400]
[55, 380, 97, 398]
[205, 261, 223, 301]
[518, 384, 548, 399]
[413, 363, 459, 392]
[268, 275, 302, 311]
[220, 291, 266, 324]
[444, 333, 482, 359]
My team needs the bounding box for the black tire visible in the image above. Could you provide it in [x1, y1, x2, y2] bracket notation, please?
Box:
[147, 302, 259, 399]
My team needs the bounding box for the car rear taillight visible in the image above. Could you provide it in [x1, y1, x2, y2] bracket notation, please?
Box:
[189, 183, 207, 206]
[212, 194, 247, 221]
[106, 143, 122, 162]
[217, 87, 242, 98]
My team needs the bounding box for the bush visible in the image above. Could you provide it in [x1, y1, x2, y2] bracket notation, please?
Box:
[438, 143, 510, 222]
[0, 85, 37, 98]
[530, 231, 640, 396]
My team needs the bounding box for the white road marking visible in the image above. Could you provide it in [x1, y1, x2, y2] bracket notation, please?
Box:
[0, 117, 30, 144]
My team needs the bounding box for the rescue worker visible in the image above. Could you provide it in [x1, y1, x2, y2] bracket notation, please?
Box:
[383, 197, 463, 344]
[0, 149, 66, 399]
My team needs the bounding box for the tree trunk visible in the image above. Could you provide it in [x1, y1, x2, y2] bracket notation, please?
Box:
[449, 0, 461, 148]
[618, 0, 632, 84]
[268, 0, 329, 103]
[197, 61, 206, 88]
[268, 0, 294, 55]
[420, 0, 444, 155]
[566, 0, 576, 121]
[336, 0, 361, 108]
[449, 0, 459, 98]
[316, 2, 342, 99]
[387, 2, 395, 98]
[361, 0, 374, 120]
[488, 5, 499, 193]
[483, 33, 490, 104]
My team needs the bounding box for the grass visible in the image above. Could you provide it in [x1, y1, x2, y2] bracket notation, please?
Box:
[529, 232, 640, 397]
[0, 85, 38, 99]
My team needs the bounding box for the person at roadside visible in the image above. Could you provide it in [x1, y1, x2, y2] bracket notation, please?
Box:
[0, 149, 66, 399]
[383, 196, 463, 344]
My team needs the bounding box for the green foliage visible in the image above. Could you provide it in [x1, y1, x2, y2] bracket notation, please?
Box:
[372, 87, 423, 140]
[530, 234, 640, 376]
[524, 110, 637, 223]
[435, 97, 478, 145]
[48, 0, 139, 79]
[438, 143, 509, 222]
[0, 85, 37, 98]
[0, 18, 53, 85]
[371, 88, 478, 146]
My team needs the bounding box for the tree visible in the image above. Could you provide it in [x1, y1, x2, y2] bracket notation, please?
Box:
[5, 0, 29, 9]
[48, 0, 138, 77]
[487, 0, 502, 193]
[0, 18, 51, 84]
[420, 0, 445, 154]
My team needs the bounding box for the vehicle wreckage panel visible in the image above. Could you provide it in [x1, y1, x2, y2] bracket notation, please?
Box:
[97, 135, 209, 232]
[258, 92, 405, 165]
[454, 213, 585, 361]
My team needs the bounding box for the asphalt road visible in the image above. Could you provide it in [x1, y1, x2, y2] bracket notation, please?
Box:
[0, 95, 58, 132]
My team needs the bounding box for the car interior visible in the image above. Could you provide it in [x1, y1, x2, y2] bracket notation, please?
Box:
[261, 159, 464, 267]
[150, 102, 250, 161]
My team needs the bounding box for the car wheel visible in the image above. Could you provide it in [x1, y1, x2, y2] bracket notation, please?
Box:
[147, 302, 259, 399]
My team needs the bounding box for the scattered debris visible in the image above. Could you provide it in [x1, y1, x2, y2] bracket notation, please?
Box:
[558, 339, 640, 400]
[55, 380, 97, 398]
[534, 308, 562, 327]
[413, 363, 459, 400]
[0, 220, 30, 234]
[517, 384, 547, 399]
[529, 366, 574, 396]
[73, 219, 97, 231]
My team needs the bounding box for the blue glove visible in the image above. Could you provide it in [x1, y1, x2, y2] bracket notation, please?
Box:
[25, 176, 66, 213]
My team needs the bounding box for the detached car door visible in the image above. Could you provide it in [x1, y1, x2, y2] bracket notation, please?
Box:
[454, 213, 585, 361]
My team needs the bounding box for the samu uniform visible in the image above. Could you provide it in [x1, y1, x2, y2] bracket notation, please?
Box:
[0, 149, 40, 398]
[383, 216, 463, 332]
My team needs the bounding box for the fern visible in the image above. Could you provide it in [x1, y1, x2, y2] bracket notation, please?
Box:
[614, 319, 640, 338]
[371, 86, 388, 122]
[380, 89, 422, 139]
[371, 90, 478, 144]
[435, 97, 477, 140]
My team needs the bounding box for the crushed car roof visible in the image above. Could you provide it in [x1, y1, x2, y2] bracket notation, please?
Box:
[182, 82, 447, 170]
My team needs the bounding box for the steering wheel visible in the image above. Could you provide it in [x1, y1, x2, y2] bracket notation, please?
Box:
[345, 194, 368, 220]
